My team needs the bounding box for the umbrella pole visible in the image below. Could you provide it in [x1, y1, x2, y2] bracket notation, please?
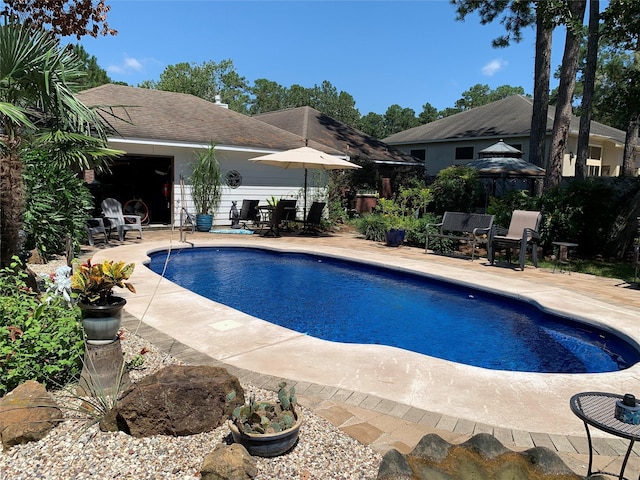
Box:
[303, 168, 308, 230]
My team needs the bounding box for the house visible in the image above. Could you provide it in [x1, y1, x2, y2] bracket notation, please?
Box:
[76, 84, 345, 227]
[383, 95, 636, 179]
[254, 106, 421, 198]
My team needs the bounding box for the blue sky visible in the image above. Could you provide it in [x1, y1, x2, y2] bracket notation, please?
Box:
[79, 0, 568, 116]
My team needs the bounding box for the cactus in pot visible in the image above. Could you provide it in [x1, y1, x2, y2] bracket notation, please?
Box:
[228, 382, 302, 457]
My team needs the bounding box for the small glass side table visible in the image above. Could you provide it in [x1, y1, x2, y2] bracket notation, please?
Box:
[552, 241, 578, 274]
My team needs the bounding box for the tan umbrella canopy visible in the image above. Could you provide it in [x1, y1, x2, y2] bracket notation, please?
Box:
[249, 146, 361, 225]
[249, 146, 359, 170]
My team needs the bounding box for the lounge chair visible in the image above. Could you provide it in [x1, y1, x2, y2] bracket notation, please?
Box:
[259, 200, 288, 237]
[86, 217, 109, 246]
[238, 199, 260, 229]
[489, 210, 542, 270]
[279, 199, 297, 231]
[300, 201, 326, 234]
[101, 198, 143, 241]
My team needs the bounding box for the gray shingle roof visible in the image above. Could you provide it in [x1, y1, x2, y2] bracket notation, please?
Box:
[254, 106, 421, 164]
[76, 84, 341, 153]
[383, 95, 627, 145]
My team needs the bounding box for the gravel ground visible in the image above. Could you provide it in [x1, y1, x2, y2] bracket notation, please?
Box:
[1, 262, 382, 480]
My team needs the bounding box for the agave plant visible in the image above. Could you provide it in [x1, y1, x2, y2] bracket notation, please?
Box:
[71, 260, 136, 305]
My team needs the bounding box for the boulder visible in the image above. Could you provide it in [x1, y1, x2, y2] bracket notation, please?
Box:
[377, 433, 594, 480]
[200, 443, 257, 480]
[0, 381, 62, 450]
[100, 365, 244, 437]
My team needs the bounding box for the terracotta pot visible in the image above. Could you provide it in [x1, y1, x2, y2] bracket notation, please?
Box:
[228, 412, 302, 457]
[78, 297, 126, 345]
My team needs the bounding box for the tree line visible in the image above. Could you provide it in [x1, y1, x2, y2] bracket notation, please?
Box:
[75, 47, 530, 140]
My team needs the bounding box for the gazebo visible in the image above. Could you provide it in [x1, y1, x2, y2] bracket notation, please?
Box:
[467, 140, 545, 198]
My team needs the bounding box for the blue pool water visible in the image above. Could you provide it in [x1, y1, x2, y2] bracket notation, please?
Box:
[147, 247, 640, 373]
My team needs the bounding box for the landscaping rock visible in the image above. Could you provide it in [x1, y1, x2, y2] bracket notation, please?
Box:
[200, 443, 257, 480]
[100, 365, 244, 437]
[0, 381, 62, 451]
[377, 433, 594, 480]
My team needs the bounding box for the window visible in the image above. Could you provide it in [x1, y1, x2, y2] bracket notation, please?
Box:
[587, 165, 601, 177]
[588, 146, 602, 160]
[410, 149, 426, 161]
[509, 144, 522, 152]
[455, 146, 474, 160]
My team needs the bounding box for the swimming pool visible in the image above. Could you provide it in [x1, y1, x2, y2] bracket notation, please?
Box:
[147, 247, 640, 374]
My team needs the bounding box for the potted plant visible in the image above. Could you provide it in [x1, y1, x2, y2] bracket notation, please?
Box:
[377, 198, 406, 247]
[228, 382, 302, 457]
[190, 142, 223, 232]
[71, 259, 136, 345]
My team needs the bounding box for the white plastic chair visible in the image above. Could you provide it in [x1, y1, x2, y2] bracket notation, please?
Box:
[101, 198, 143, 241]
[86, 217, 109, 246]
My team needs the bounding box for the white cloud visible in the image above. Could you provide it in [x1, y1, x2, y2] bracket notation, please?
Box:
[481, 59, 508, 77]
[124, 56, 143, 71]
[107, 55, 147, 76]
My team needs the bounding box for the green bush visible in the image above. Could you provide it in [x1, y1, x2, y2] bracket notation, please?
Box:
[487, 191, 540, 228]
[538, 179, 631, 256]
[354, 211, 442, 248]
[0, 261, 84, 396]
[429, 166, 483, 214]
[354, 213, 390, 242]
[23, 149, 94, 261]
[488, 178, 640, 258]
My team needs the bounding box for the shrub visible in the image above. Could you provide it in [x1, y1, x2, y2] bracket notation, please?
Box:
[23, 149, 94, 261]
[488, 178, 640, 258]
[0, 260, 84, 396]
[487, 191, 540, 228]
[404, 214, 442, 247]
[429, 166, 483, 214]
[354, 213, 390, 242]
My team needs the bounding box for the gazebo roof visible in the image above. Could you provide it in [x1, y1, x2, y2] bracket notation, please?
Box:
[468, 139, 543, 177]
[467, 157, 545, 177]
[478, 140, 523, 157]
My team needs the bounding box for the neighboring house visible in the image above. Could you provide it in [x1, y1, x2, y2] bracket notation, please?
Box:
[254, 106, 421, 197]
[76, 84, 345, 227]
[383, 95, 637, 179]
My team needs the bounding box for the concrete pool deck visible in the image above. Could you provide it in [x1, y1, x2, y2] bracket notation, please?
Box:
[84, 227, 640, 476]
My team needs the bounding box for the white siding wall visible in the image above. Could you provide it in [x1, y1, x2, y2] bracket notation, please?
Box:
[109, 140, 328, 228]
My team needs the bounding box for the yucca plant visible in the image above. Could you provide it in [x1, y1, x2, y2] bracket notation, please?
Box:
[190, 142, 223, 215]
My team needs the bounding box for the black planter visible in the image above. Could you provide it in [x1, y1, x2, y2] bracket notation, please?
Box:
[78, 297, 126, 345]
[385, 229, 406, 247]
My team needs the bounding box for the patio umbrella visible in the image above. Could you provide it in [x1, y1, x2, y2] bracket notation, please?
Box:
[249, 146, 360, 227]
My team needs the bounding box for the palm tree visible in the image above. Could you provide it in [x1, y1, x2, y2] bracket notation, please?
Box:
[0, 17, 119, 267]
